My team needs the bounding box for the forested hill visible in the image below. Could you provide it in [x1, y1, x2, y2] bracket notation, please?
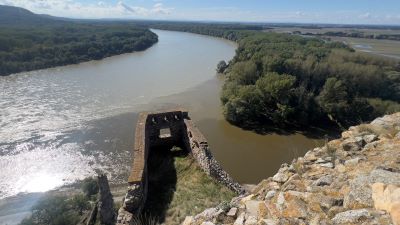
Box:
[151, 23, 400, 130]
[0, 5, 64, 25]
[0, 5, 158, 76]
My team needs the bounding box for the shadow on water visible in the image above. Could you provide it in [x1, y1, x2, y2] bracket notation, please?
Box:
[227, 119, 342, 139]
[142, 146, 189, 224]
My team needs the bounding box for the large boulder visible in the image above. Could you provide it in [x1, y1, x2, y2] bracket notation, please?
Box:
[344, 169, 400, 209]
[341, 137, 364, 151]
[371, 113, 400, 129]
[372, 183, 400, 225]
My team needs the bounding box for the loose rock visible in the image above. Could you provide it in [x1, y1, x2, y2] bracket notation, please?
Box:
[332, 209, 371, 224]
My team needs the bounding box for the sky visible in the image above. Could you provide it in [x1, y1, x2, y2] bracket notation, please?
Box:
[1, 0, 400, 25]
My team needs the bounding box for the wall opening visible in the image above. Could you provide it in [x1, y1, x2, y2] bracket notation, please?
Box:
[159, 128, 171, 138]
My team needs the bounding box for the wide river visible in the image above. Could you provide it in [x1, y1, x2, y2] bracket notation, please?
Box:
[0, 29, 323, 201]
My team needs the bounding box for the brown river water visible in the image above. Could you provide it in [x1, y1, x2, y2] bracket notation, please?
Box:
[0, 29, 323, 211]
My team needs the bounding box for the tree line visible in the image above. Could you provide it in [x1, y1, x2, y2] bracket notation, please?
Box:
[151, 23, 400, 130]
[0, 23, 158, 76]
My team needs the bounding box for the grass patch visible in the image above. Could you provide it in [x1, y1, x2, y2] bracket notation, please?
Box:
[357, 123, 398, 138]
[143, 146, 236, 225]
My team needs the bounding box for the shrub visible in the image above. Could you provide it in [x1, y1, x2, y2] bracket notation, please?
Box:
[19, 195, 81, 225]
[70, 194, 90, 215]
[82, 177, 99, 197]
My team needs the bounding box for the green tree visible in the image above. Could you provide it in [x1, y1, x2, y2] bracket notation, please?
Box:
[255, 72, 296, 124]
[216, 60, 228, 73]
[19, 195, 80, 225]
[82, 177, 99, 198]
[229, 61, 258, 85]
[70, 194, 90, 215]
[317, 77, 350, 123]
[223, 85, 262, 125]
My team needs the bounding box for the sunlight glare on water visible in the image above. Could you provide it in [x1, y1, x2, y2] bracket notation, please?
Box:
[21, 173, 64, 193]
[0, 29, 237, 199]
[0, 142, 97, 198]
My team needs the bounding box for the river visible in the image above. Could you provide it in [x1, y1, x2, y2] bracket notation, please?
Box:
[0, 29, 323, 203]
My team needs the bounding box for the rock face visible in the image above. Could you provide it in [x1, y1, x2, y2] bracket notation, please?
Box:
[372, 183, 400, 225]
[183, 113, 400, 225]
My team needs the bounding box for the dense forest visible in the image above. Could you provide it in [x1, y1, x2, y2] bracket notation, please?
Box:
[152, 23, 400, 130]
[221, 32, 400, 129]
[0, 6, 158, 76]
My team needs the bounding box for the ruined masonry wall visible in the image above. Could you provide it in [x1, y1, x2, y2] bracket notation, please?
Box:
[183, 119, 244, 195]
[116, 110, 243, 225]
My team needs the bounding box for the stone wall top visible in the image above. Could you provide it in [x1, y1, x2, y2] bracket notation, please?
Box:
[128, 112, 148, 183]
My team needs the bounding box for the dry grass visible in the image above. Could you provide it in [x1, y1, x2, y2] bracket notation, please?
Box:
[326, 143, 337, 167]
[143, 147, 235, 225]
[357, 124, 398, 138]
[164, 156, 235, 224]
[292, 160, 304, 177]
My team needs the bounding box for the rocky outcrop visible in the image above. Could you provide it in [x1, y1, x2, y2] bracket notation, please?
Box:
[183, 113, 400, 225]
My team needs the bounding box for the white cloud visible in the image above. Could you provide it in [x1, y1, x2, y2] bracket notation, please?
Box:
[152, 3, 173, 15]
[359, 12, 371, 19]
[154, 3, 163, 8]
[0, 0, 175, 19]
[0, 0, 399, 24]
[174, 7, 400, 25]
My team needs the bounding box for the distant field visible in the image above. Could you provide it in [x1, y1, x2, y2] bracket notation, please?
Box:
[268, 27, 400, 60]
[327, 36, 400, 59]
[270, 27, 400, 36]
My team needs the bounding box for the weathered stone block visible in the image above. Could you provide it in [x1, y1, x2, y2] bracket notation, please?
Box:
[332, 209, 371, 224]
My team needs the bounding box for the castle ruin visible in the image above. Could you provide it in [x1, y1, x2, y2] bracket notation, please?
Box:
[116, 109, 243, 224]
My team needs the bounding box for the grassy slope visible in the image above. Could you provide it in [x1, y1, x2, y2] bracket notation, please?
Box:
[143, 147, 235, 225]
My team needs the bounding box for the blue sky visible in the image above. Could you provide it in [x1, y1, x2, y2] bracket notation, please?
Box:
[1, 0, 400, 24]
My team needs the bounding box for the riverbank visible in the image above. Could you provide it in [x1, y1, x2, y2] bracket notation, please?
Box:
[1, 28, 326, 224]
[0, 29, 239, 223]
[0, 74, 324, 224]
[148, 76, 325, 184]
[183, 113, 400, 225]
[0, 6, 159, 77]
[0, 29, 237, 200]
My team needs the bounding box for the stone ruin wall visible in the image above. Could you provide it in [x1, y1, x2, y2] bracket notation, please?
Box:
[116, 109, 244, 225]
[183, 119, 244, 194]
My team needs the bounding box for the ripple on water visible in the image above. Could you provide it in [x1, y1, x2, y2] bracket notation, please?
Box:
[0, 142, 95, 199]
[0, 30, 237, 199]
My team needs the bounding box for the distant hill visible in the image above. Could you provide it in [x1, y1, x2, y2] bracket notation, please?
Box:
[0, 5, 64, 26]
